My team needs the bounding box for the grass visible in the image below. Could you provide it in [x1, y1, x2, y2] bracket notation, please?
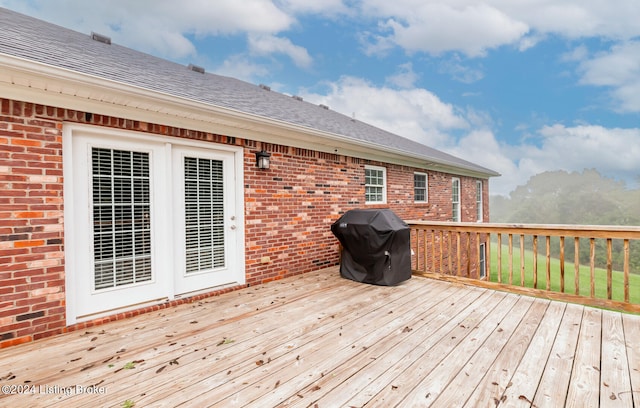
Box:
[487, 244, 640, 305]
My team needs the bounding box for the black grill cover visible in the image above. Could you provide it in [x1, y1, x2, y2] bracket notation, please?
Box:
[331, 209, 411, 286]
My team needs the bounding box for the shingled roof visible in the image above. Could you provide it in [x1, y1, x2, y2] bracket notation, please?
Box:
[0, 7, 498, 178]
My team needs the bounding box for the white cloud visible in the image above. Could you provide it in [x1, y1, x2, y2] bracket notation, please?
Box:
[577, 41, 640, 112]
[300, 76, 468, 147]
[369, 3, 529, 57]
[248, 34, 313, 68]
[385, 63, 419, 89]
[534, 124, 640, 175]
[276, 0, 350, 15]
[460, 124, 640, 196]
[359, 0, 640, 58]
[496, 0, 640, 41]
[561, 44, 589, 62]
[438, 56, 484, 84]
[517, 33, 546, 51]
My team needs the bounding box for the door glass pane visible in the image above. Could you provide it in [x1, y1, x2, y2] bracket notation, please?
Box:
[184, 157, 225, 273]
[91, 147, 152, 290]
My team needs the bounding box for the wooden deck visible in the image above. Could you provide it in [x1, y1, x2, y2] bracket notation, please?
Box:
[1, 266, 639, 407]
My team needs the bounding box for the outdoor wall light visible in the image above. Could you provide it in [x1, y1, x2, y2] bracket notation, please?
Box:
[255, 150, 271, 170]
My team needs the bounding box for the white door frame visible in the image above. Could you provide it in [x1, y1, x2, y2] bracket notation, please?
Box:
[63, 124, 245, 324]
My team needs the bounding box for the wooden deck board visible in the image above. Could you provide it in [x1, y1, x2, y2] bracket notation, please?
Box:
[600, 310, 633, 407]
[501, 300, 566, 407]
[462, 298, 550, 407]
[0, 266, 638, 407]
[622, 313, 640, 408]
[533, 302, 584, 407]
[566, 306, 602, 408]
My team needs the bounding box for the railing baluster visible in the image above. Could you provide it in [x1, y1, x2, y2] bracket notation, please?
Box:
[430, 229, 435, 273]
[447, 231, 452, 274]
[497, 233, 502, 283]
[438, 230, 443, 274]
[624, 239, 630, 303]
[574, 237, 580, 296]
[466, 232, 471, 277]
[476, 232, 481, 280]
[607, 238, 612, 300]
[486, 232, 491, 282]
[456, 231, 462, 276]
[508, 234, 513, 285]
[423, 229, 427, 272]
[533, 235, 538, 289]
[520, 234, 525, 287]
[546, 236, 551, 291]
[560, 236, 565, 293]
[411, 229, 420, 270]
[590, 238, 595, 298]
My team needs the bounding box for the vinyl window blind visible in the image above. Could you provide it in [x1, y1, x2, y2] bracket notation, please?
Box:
[184, 157, 225, 273]
[92, 148, 152, 290]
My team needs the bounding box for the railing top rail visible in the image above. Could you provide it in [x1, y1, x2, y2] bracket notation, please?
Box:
[406, 220, 640, 239]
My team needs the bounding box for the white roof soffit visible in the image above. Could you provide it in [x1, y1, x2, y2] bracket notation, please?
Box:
[0, 54, 496, 178]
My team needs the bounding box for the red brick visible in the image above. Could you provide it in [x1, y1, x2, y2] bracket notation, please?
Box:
[0, 97, 493, 348]
[10, 138, 42, 147]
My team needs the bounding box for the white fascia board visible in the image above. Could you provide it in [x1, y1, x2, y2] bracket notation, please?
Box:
[0, 54, 498, 179]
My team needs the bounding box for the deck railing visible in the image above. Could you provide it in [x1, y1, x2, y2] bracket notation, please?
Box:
[408, 221, 640, 313]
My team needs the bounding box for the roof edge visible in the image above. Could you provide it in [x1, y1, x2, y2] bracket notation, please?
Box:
[0, 53, 499, 178]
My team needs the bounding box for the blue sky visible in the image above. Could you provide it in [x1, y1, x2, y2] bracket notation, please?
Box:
[2, 0, 639, 196]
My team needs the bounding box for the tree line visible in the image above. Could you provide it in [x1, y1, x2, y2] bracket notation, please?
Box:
[490, 169, 640, 272]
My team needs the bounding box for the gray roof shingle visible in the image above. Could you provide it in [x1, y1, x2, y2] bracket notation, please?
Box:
[0, 7, 498, 177]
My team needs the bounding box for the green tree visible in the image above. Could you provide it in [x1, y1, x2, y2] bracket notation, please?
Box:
[490, 169, 640, 271]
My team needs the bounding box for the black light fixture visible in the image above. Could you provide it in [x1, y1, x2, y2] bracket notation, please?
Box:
[255, 150, 271, 170]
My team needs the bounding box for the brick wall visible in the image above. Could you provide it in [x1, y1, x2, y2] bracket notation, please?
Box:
[0, 99, 65, 347]
[0, 98, 490, 347]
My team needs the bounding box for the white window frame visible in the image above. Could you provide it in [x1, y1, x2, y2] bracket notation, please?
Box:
[365, 165, 387, 204]
[414, 172, 428, 203]
[452, 177, 461, 222]
[476, 180, 483, 222]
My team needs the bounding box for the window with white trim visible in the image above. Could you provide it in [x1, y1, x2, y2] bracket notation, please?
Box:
[452, 177, 461, 222]
[476, 180, 483, 222]
[414, 172, 428, 203]
[365, 165, 386, 204]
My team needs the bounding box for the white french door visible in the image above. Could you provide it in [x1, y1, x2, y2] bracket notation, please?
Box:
[64, 126, 244, 323]
[172, 147, 240, 295]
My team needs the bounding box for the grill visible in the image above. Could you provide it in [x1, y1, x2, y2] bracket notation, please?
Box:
[331, 209, 411, 286]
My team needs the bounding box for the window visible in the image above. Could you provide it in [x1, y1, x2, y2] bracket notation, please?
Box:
[476, 180, 483, 222]
[365, 165, 386, 204]
[452, 177, 460, 222]
[92, 147, 152, 290]
[414, 172, 428, 203]
[184, 157, 226, 273]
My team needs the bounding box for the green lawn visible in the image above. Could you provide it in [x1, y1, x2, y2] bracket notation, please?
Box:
[488, 244, 640, 305]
